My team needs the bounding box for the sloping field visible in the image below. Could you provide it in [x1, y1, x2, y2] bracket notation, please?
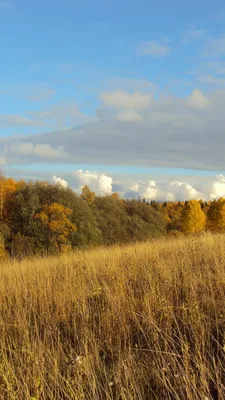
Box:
[1, 234, 225, 399]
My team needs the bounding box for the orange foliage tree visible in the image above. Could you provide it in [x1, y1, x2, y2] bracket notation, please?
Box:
[0, 175, 18, 220]
[207, 198, 225, 232]
[35, 202, 76, 253]
[180, 200, 206, 234]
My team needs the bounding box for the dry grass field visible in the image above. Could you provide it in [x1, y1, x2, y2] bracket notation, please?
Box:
[1, 233, 225, 399]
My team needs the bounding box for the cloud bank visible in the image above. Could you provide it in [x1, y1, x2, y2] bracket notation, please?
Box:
[1, 87, 225, 171]
[51, 171, 225, 202]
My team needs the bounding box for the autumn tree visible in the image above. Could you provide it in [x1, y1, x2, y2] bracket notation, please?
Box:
[110, 192, 120, 200]
[0, 174, 18, 220]
[35, 203, 76, 253]
[180, 200, 206, 234]
[81, 185, 95, 205]
[0, 233, 8, 259]
[207, 198, 225, 232]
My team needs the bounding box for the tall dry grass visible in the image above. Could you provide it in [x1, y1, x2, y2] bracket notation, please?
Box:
[0, 233, 225, 399]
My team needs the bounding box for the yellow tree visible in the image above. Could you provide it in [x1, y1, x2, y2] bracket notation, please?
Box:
[110, 192, 120, 200]
[35, 202, 76, 253]
[0, 175, 18, 220]
[180, 200, 206, 234]
[207, 198, 225, 232]
[81, 185, 95, 205]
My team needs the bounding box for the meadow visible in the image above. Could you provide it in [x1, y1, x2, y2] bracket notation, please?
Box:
[1, 233, 225, 399]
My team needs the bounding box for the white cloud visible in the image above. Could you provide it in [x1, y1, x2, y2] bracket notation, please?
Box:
[50, 173, 225, 201]
[4, 165, 225, 202]
[75, 169, 99, 185]
[169, 181, 203, 200]
[208, 174, 225, 199]
[122, 175, 225, 202]
[136, 40, 170, 57]
[101, 90, 152, 110]
[117, 110, 141, 122]
[71, 169, 113, 195]
[98, 174, 113, 195]
[5, 142, 68, 160]
[52, 175, 68, 188]
[186, 89, 210, 109]
[123, 179, 203, 202]
[0, 115, 42, 127]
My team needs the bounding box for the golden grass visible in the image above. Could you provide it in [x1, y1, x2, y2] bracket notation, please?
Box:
[0, 233, 225, 399]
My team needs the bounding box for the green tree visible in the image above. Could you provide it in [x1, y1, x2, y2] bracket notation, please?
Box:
[92, 196, 130, 245]
[125, 200, 166, 239]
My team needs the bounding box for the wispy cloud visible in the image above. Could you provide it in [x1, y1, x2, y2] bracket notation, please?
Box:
[136, 40, 170, 57]
[182, 26, 207, 44]
[198, 74, 225, 85]
[204, 34, 225, 57]
[0, 85, 56, 102]
[27, 88, 56, 102]
[0, 115, 42, 128]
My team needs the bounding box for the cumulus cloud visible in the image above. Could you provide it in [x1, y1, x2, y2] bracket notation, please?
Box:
[52, 176, 68, 188]
[136, 180, 158, 200]
[101, 90, 152, 110]
[136, 40, 170, 57]
[169, 181, 203, 200]
[71, 169, 113, 195]
[4, 164, 225, 202]
[75, 169, 99, 185]
[186, 89, 210, 109]
[121, 175, 225, 202]
[98, 174, 113, 195]
[208, 174, 225, 199]
[122, 177, 207, 202]
[48, 173, 225, 201]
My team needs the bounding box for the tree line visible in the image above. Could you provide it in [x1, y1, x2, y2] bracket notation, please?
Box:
[0, 175, 223, 258]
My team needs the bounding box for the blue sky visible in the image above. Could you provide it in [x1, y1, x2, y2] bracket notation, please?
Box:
[1, 0, 225, 200]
